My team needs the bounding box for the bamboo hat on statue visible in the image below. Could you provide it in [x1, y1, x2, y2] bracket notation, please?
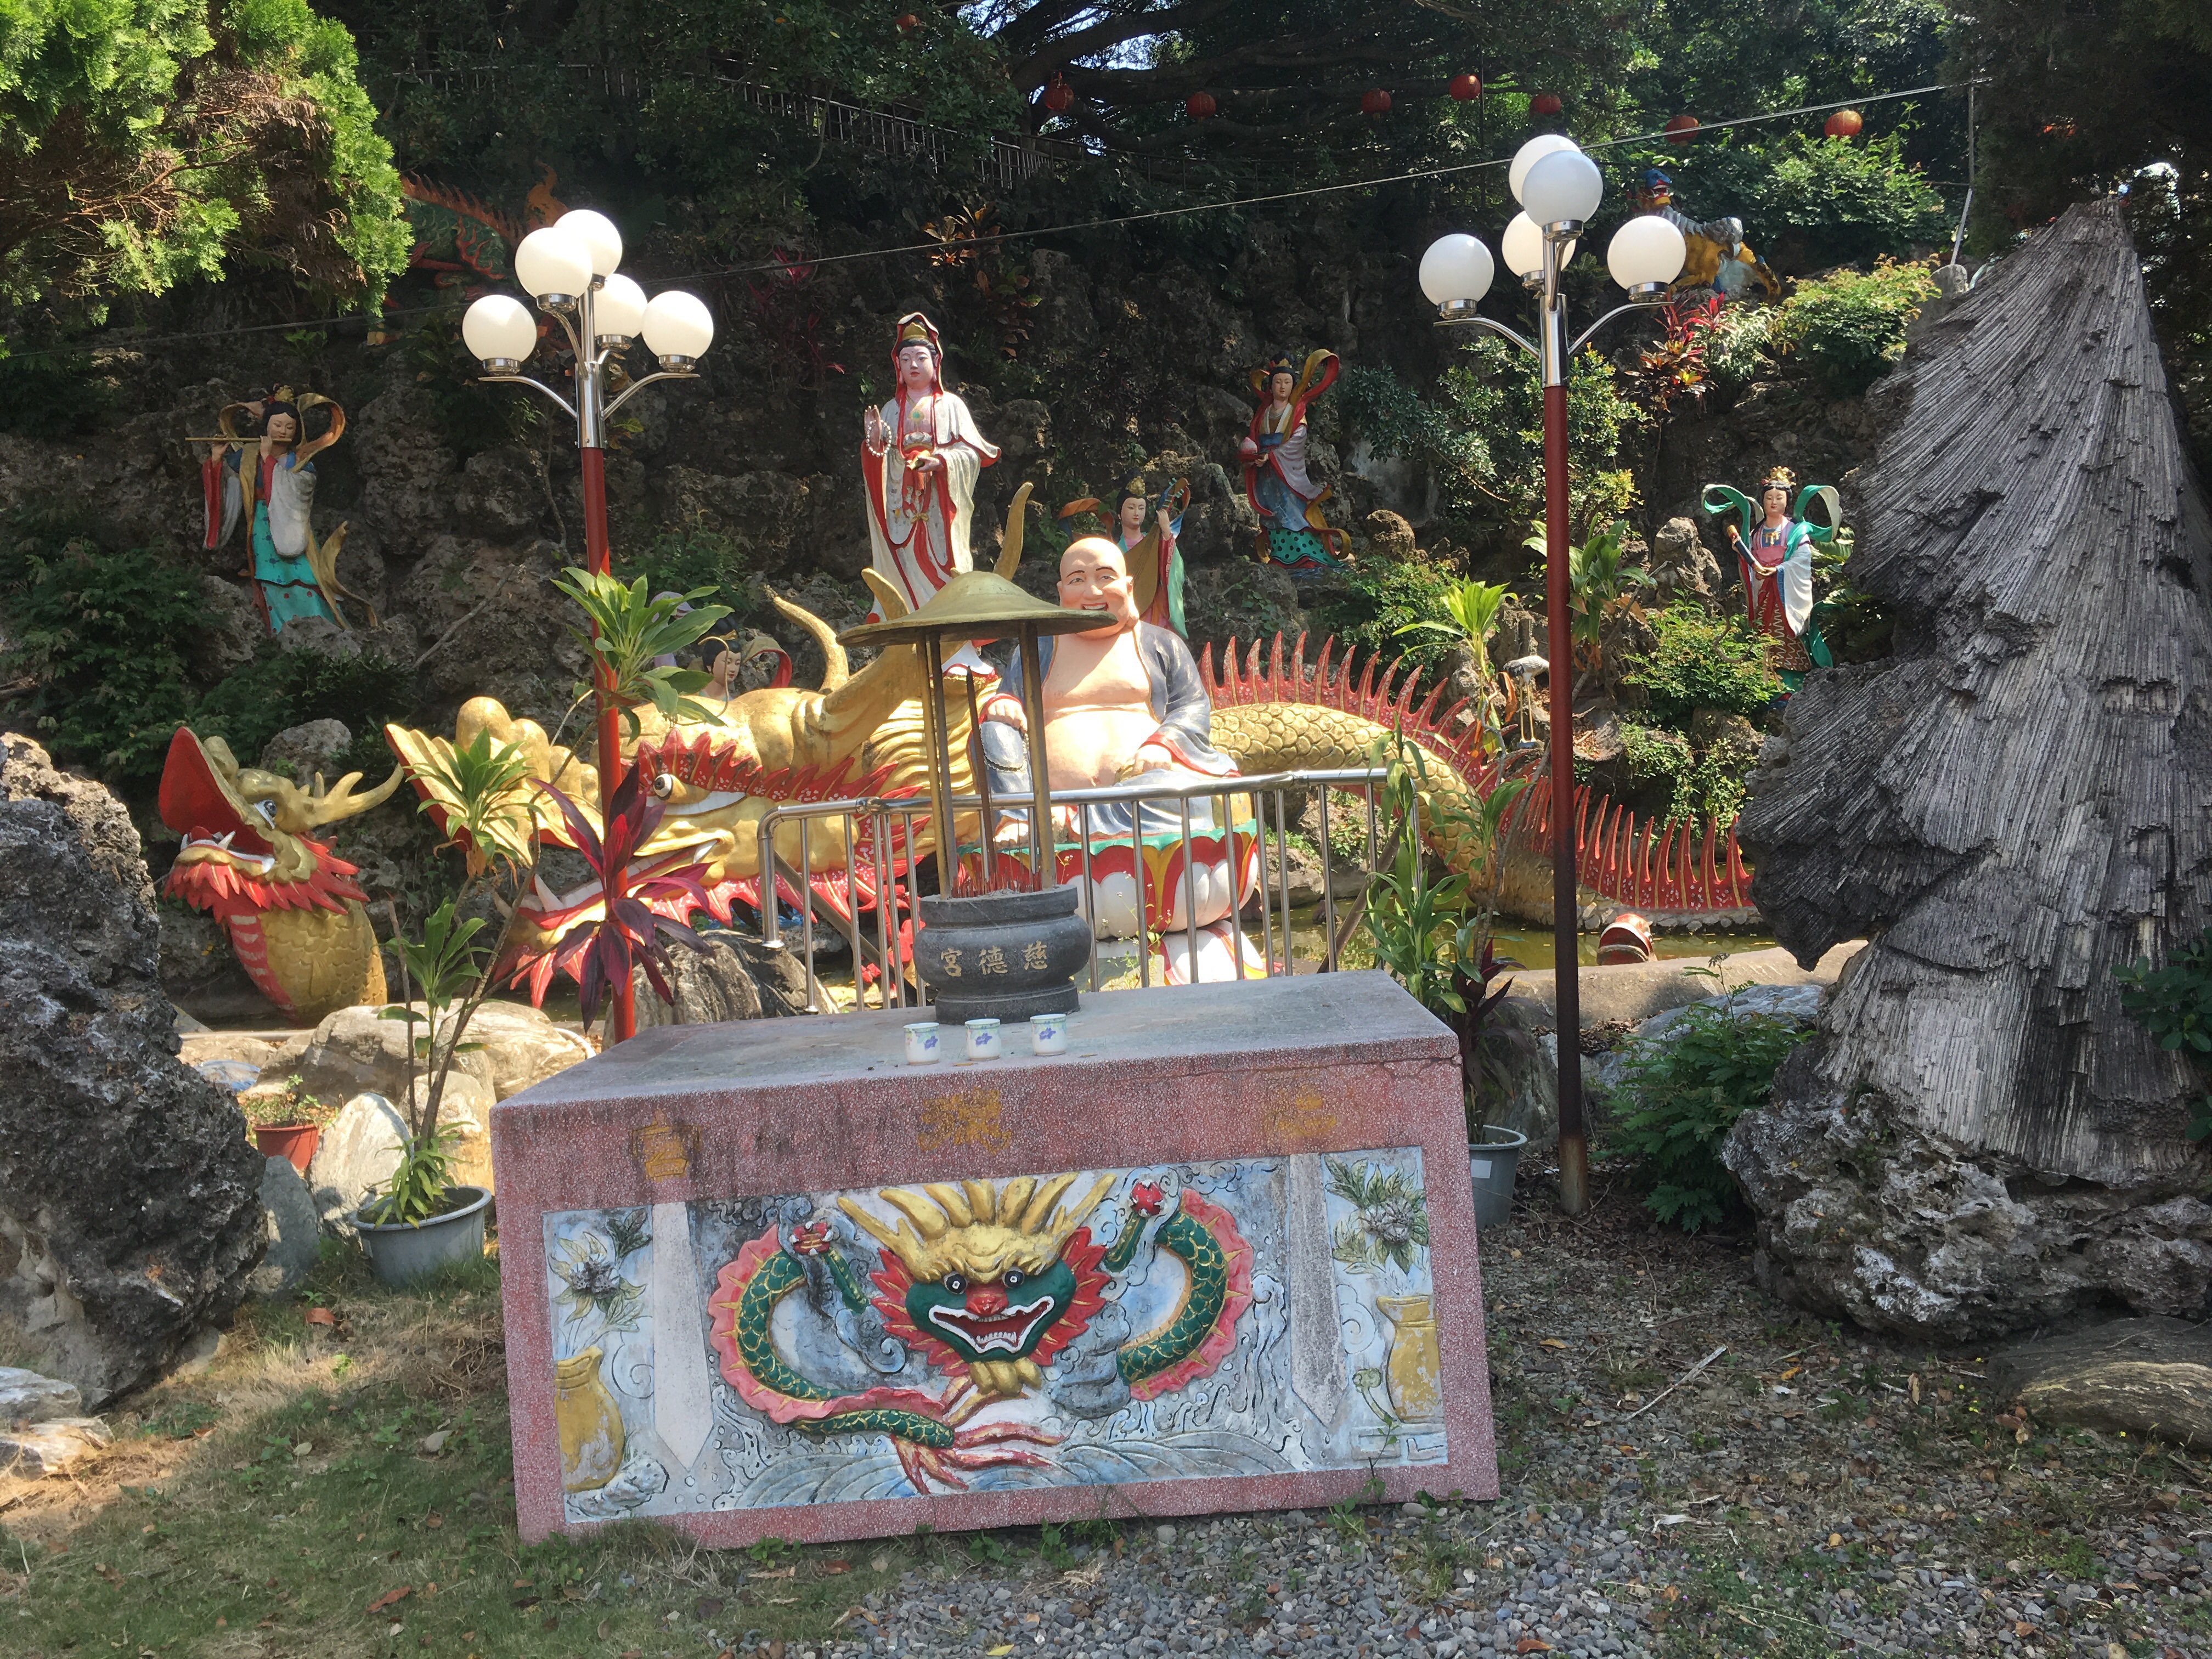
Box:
[836, 569, 1101, 650]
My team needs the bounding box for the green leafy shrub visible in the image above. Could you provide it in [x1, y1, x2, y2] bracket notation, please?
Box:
[0, 352, 116, 438]
[193, 648, 419, 778]
[1305, 558, 1468, 674]
[1442, 337, 1639, 527]
[0, 514, 202, 785]
[1623, 605, 1784, 724]
[1703, 304, 1780, 393]
[1612, 994, 1815, 1232]
[617, 516, 759, 625]
[2115, 927, 2212, 1141]
[1619, 720, 1758, 826]
[1770, 258, 1940, 394]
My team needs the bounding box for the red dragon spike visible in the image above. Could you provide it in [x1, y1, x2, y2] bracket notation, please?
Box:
[1199, 640, 1217, 694]
[1313, 636, 1338, 706]
[1289, 631, 1308, 699]
[1267, 634, 1288, 702]
[1699, 819, 1719, 910]
[1353, 652, 1382, 715]
[1243, 637, 1266, 698]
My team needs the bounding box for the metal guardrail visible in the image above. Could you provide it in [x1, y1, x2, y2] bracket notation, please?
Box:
[753, 768, 1399, 1015]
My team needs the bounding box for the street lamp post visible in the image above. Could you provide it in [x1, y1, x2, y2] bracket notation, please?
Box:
[1419, 138, 1686, 1216]
[460, 211, 716, 1043]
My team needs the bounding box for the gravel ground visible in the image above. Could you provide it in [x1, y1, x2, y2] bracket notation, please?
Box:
[811, 1162, 2211, 1659]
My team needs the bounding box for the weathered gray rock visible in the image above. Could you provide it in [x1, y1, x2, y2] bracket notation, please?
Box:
[0, 1366, 81, 1423]
[1591, 981, 1825, 1094]
[249, 1157, 321, 1299]
[1729, 1043, 2212, 1339]
[0, 1417, 111, 1477]
[1649, 515, 1723, 602]
[1985, 1317, 2212, 1449]
[0, 737, 266, 1406]
[257, 719, 352, 781]
[630, 932, 810, 1029]
[1727, 201, 2212, 1341]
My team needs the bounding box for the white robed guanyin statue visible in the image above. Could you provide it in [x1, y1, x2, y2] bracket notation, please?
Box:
[860, 313, 1001, 619]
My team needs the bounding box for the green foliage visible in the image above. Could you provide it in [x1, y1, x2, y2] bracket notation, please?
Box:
[1441, 339, 1639, 528]
[615, 517, 759, 628]
[191, 647, 416, 780]
[1619, 719, 1758, 826]
[1336, 365, 1489, 509]
[0, 0, 407, 332]
[237, 1075, 331, 1128]
[551, 569, 731, 735]
[0, 515, 202, 784]
[2115, 928, 2212, 1141]
[0, 351, 115, 437]
[1525, 520, 1654, 679]
[1361, 731, 1527, 1022]
[358, 1125, 465, 1227]
[407, 728, 534, 875]
[1392, 578, 1511, 678]
[1623, 605, 1785, 725]
[1612, 993, 1815, 1232]
[1769, 258, 1940, 394]
[397, 302, 540, 460]
[1703, 304, 1782, 393]
[1305, 559, 1467, 675]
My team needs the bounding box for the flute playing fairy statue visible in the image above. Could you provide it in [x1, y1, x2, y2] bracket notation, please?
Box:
[1702, 465, 1840, 691]
[1239, 351, 1346, 574]
[200, 391, 374, 632]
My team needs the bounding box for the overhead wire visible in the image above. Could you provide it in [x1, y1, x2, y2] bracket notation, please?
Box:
[12, 79, 1971, 364]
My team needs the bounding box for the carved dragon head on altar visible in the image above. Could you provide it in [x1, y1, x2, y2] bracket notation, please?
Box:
[158, 727, 404, 1024]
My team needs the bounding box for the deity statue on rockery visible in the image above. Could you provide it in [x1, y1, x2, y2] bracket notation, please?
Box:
[1703, 466, 1841, 692]
[860, 312, 1001, 619]
[1637, 170, 1781, 303]
[200, 392, 373, 632]
[1239, 351, 1347, 573]
[1057, 475, 1190, 637]
[975, 537, 1261, 985]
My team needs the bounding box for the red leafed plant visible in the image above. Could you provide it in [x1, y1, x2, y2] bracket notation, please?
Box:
[1626, 295, 1723, 420]
[534, 769, 714, 1027]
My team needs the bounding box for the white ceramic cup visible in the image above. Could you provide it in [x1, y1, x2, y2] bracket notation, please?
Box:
[1029, 1013, 1068, 1056]
[964, 1018, 1003, 1061]
[904, 1022, 941, 1065]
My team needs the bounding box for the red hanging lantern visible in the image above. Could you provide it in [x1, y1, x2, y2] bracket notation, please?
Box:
[1824, 108, 1863, 138]
[1185, 90, 1217, 121]
[1361, 88, 1392, 116]
[1448, 73, 1482, 102]
[894, 12, 920, 32]
[1042, 74, 1073, 114]
[1531, 92, 1563, 116]
[1664, 113, 1699, 144]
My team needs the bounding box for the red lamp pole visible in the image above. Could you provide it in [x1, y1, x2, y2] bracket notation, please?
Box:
[577, 439, 635, 1043]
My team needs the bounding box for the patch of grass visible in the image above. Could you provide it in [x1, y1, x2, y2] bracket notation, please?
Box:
[4, 1249, 909, 1655]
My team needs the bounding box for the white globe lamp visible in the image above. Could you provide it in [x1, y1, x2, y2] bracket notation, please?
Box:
[513, 227, 592, 304]
[594, 273, 647, 343]
[555, 209, 623, 279]
[1509, 133, 1582, 204]
[641, 291, 715, 368]
[1419, 234, 1495, 317]
[1521, 149, 1604, 229]
[1502, 212, 1576, 282]
[461, 295, 537, 373]
[1606, 215, 1688, 293]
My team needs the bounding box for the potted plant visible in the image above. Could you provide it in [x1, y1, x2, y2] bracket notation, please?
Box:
[353, 730, 536, 1284]
[239, 1075, 335, 1173]
[359, 716, 713, 1284]
[1359, 729, 1531, 1222]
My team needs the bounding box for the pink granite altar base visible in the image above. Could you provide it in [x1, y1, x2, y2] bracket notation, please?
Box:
[496, 969, 1496, 1547]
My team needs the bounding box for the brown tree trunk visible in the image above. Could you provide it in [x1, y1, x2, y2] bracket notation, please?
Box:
[1726, 199, 2212, 1340]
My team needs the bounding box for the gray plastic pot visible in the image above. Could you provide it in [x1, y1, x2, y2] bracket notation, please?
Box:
[1468, 1126, 1528, 1229]
[353, 1186, 490, 1285]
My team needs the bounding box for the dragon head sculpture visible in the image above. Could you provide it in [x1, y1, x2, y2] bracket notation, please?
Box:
[159, 727, 403, 1024]
[839, 1175, 1114, 1398]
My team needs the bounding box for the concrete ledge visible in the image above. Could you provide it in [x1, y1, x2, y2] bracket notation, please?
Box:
[1498, 941, 1867, 1029]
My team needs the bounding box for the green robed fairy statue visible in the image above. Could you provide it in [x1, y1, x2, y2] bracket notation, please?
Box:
[1703, 466, 1841, 692]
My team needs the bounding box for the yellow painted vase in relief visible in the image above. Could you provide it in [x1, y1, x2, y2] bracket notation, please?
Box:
[554, 1346, 624, 1492]
[1376, 1295, 1443, 1423]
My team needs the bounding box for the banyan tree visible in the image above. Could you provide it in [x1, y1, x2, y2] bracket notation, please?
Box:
[1726, 199, 2212, 1341]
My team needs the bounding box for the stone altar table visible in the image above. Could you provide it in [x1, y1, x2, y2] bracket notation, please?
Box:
[496, 970, 1498, 1545]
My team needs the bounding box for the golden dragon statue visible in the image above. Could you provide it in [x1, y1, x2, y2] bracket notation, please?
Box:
[157, 487, 1751, 1021]
[157, 726, 405, 1025]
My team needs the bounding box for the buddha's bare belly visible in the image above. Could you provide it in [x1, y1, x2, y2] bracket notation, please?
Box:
[1043, 706, 1161, 789]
